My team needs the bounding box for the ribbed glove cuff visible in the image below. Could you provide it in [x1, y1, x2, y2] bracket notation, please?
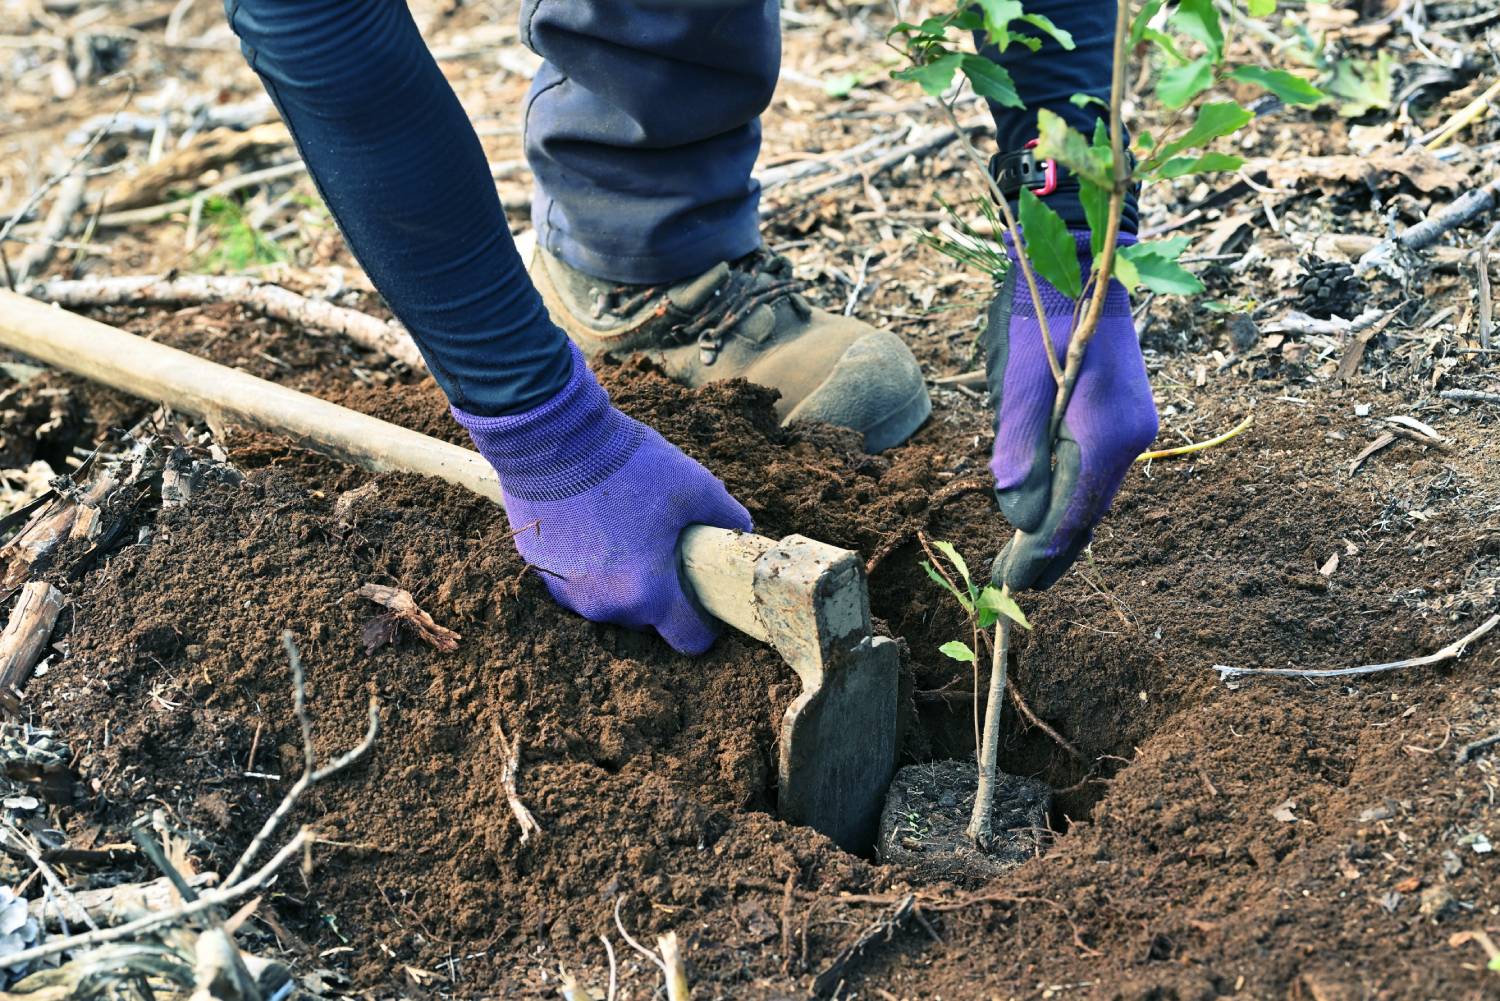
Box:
[1005, 230, 1137, 319]
[452, 343, 645, 502]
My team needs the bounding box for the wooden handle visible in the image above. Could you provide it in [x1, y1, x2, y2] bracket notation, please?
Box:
[0, 290, 501, 502]
[0, 291, 786, 640]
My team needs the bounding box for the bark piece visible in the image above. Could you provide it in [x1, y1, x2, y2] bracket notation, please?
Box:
[0, 583, 65, 710]
[102, 123, 291, 210]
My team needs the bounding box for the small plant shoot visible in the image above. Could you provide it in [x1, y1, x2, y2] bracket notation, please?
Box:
[896, 0, 1325, 849]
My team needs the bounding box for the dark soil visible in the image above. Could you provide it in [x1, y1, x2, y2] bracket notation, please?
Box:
[877, 760, 1051, 884]
[6, 302, 1499, 999]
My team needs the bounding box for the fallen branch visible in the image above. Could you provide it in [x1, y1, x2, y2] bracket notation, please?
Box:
[760, 119, 985, 217]
[222, 633, 379, 888]
[1358, 176, 1500, 279]
[102, 123, 291, 211]
[0, 583, 65, 710]
[613, 897, 690, 1001]
[355, 584, 461, 653]
[0, 81, 132, 285]
[29, 273, 425, 370]
[1214, 614, 1499, 681]
[1423, 79, 1500, 150]
[0, 828, 311, 971]
[1, 475, 113, 589]
[495, 721, 542, 846]
[811, 894, 914, 998]
[1456, 729, 1500, 764]
[1440, 388, 1500, 405]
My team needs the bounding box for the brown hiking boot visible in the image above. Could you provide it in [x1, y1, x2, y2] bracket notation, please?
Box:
[530, 247, 931, 452]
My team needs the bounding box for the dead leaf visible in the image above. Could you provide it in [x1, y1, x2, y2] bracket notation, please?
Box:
[360, 614, 400, 656]
[1319, 553, 1340, 577]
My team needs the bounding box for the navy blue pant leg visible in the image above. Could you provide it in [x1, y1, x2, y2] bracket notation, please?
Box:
[224, 0, 573, 416]
[982, 0, 1137, 233]
[520, 0, 780, 285]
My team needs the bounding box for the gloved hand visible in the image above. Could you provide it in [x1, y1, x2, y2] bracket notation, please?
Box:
[987, 231, 1159, 591]
[454, 343, 753, 654]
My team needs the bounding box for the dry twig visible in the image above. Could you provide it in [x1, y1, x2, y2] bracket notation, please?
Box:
[1214, 614, 1499, 681]
[494, 720, 543, 846]
[221, 633, 380, 888]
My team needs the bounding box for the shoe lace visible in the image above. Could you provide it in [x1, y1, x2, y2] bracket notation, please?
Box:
[603, 250, 804, 364]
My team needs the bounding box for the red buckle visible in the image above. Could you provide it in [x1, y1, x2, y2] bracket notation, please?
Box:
[1024, 139, 1059, 197]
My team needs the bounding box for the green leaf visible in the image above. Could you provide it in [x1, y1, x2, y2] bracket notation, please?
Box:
[1079, 182, 1111, 260]
[1172, 0, 1225, 62]
[1018, 13, 1075, 50]
[979, 585, 1032, 630]
[920, 560, 973, 613]
[974, 0, 1022, 51]
[1247, 0, 1277, 14]
[1153, 151, 1244, 178]
[1139, 26, 1186, 64]
[1113, 252, 1139, 290]
[1034, 109, 1113, 191]
[930, 540, 973, 595]
[1019, 188, 1082, 300]
[1080, 120, 1114, 259]
[1153, 101, 1253, 162]
[1158, 56, 1215, 109]
[824, 72, 860, 98]
[1070, 93, 1107, 110]
[939, 640, 977, 663]
[893, 51, 962, 97]
[1147, 235, 1194, 260]
[1130, 0, 1164, 45]
[1229, 65, 1325, 105]
[1118, 242, 1205, 295]
[1326, 53, 1395, 117]
[960, 54, 1022, 108]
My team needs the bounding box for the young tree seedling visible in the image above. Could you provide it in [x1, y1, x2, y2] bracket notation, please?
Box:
[895, 0, 1327, 847]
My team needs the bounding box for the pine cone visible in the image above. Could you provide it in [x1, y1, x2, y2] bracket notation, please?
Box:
[1296, 257, 1366, 319]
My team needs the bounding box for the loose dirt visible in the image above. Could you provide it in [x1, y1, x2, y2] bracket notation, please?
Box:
[6, 301, 1499, 998]
[4, 1, 1500, 996]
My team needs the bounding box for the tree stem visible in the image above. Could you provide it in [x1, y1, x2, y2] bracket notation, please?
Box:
[966, 616, 1011, 844]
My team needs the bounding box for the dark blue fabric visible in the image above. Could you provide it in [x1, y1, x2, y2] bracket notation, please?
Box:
[225, 0, 1120, 415]
[977, 0, 1137, 233]
[224, 0, 574, 416]
[521, 0, 780, 285]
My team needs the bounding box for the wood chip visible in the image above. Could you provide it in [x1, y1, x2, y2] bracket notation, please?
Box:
[1350, 432, 1397, 475]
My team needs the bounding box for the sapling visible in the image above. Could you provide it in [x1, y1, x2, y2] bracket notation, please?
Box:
[893, 0, 1327, 847]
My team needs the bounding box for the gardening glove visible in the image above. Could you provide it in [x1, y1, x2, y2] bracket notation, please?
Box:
[453, 343, 753, 655]
[987, 231, 1159, 591]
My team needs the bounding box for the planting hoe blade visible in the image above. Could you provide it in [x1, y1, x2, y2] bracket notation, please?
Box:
[0, 291, 902, 853]
[679, 527, 900, 853]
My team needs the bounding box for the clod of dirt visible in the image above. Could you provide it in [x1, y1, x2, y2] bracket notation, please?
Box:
[876, 759, 1049, 884]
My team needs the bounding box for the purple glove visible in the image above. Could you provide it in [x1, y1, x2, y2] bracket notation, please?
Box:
[453, 343, 753, 654]
[987, 232, 1159, 591]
